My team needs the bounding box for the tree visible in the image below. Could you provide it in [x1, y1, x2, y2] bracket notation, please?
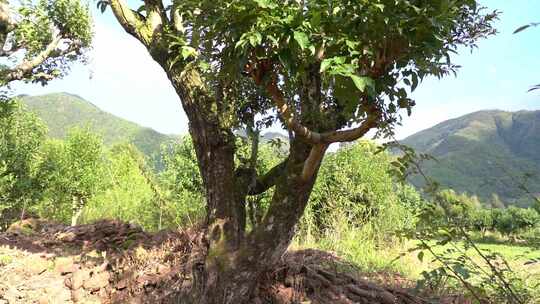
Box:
[490, 193, 505, 209]
[38, 127, 106, 226]
[0, 0, 92, 86]
[0, 97, 46, 227]
[103, 1, 497, 302]
[160, 136, 206, 227]
[84, 143, 162, 230]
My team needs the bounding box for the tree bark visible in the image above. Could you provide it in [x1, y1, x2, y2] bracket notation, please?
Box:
[197, 139, 318, 304]
[71, 196, 84, 226]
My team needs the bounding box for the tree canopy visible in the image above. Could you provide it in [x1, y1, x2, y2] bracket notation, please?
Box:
[0, 0, 92, 86]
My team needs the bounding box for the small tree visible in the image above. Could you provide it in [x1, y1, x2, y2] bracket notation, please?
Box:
[65, 127, 106, 225]
[102, 0, 498, 301]
[38, 127, 106, 226]
[0, 97, 46, 227]
[0, 0, 92, 86]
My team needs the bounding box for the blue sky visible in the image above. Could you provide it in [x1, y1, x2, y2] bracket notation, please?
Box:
[12, 0, 540, 139]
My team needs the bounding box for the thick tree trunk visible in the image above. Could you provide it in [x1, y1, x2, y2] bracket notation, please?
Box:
[153, 60, 320, 304]
[200, 140, 317, 304]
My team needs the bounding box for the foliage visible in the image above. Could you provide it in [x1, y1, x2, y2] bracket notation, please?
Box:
[0, 0, 92, 85]
[159, 0, 499, 139]
[83, 143, 160, 230]
[304, 141, 412, 234]
[159, 136, 205, 227]
[297, 141, 418, 273]
[0, 96, 46, 228]
[409, 194, 536, 304]
[35, 127, 107, 225]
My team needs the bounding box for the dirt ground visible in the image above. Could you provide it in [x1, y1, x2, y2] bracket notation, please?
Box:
[0, 219, 462, 304]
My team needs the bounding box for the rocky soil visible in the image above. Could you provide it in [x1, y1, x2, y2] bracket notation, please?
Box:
[0, 219, 450, 304]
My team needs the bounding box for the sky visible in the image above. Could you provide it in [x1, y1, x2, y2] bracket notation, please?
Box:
[11, 0, 540, 139]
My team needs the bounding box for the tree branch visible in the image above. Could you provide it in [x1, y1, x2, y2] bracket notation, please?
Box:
[301, 144, 328, 181]
[1, 35, 61, 83]
[247, 160, 287, 195]
[143, 0, 166, 35]
[249, 66, 379, 145]
[109, 0, 148, 44]
[0, 1, 15, 43]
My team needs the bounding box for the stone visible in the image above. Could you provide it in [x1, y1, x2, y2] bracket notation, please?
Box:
[71, 288, 86, 303]
[55, 257, 78, 274]
[72, 269, 91, 290]
[83, 272, 110, 292]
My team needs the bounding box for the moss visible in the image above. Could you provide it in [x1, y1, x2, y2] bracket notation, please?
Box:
[206, 220, 233, 272]
[122, 239, 135, 250]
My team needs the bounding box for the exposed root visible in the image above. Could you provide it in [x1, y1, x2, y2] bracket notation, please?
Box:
[256, 249, 427, 304]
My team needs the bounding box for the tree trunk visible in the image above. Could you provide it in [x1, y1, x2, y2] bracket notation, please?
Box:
[197, 140, 317, 304]
[152, 60, 320, 304]
[71, 196, 84, 226]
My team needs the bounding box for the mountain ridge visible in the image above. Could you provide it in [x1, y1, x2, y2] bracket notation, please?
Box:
[402, 109, 540, 206]
[19, 92, 175, 168]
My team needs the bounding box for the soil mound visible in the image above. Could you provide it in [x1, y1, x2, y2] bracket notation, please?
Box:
[0, 219, 428, 304]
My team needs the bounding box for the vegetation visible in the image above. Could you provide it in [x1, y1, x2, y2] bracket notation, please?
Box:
[2, 0, 539, 303]
[0, 96, 46, 228]
[0, 0, 92, 86]
[1, 97, 540, 302]
[20, 93, 174, 170]
[96, 0, 498, 301]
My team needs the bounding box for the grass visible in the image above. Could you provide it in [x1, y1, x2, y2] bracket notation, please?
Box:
[293, 218, 540, 303]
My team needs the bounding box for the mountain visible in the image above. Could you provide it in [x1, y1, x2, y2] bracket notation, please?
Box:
[20, 93, 175, 168]
[402, 109, 540, 207]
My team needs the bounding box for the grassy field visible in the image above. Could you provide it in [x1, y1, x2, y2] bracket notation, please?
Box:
[294, 228, 540, 302]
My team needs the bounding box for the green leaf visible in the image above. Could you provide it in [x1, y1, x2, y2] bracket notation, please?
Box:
[453, 264, 470, 279]
[350, 75, 374, 93]
[254, 0, 277, 9]
[181, 46, 197, 59]
[249, 32, 262, 47]
[411, 73, 419, 92]
[513, 24, 531, 34]
[320, 59, 333, 73]
[417, 251, 424, 262]
[293, 31, 310, 50]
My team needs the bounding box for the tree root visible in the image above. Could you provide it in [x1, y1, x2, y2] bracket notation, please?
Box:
[256, 249, 427, 304]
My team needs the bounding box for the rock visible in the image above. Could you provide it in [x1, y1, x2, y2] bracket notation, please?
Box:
[156, 264, 169, 274]
[78, 294, 101, 304]
[39, 252, 56, 260]
[38, 297, 49, 304]
[26, 256, 49, 275]
[83, 272, 110, 292]
[115, 278, 129, 290]
[95, 261, 109, 273]
[71, 288, 86, 303]
[55, 257, 78, 274]
[72, 269, 91, 290]
[64, 277, 73, 289]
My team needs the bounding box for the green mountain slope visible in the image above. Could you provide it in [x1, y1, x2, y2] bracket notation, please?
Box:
[402, 110, 540, 206]
[20, 93, 174, 167]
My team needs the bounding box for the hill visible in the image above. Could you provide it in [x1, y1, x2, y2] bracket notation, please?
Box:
[402, 109, 540, 207]
[19, 93, 175, 168]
